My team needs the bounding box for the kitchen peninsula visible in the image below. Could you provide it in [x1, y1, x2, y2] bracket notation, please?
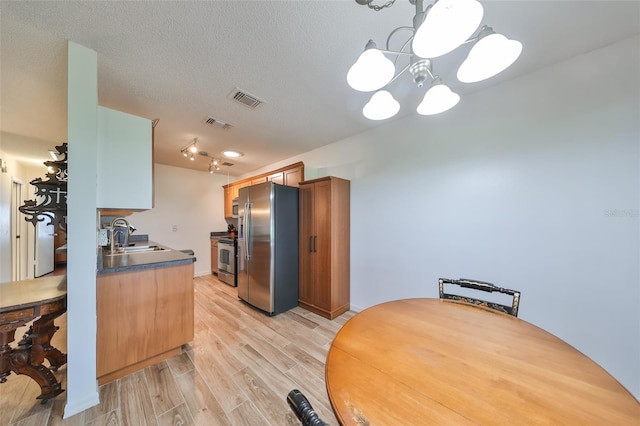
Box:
[96, 241, 195, 385]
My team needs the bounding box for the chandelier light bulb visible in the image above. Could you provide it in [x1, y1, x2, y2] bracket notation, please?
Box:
[362, 90, 400, 120]
[189, 144, 198, 154]
[457, 33, 522, 83]
[417, 82, 460, 115]
[189, 153, 195, 161]
[347, 43, 396, 92]
[412, 0, 483, 59]
[182, 150, 188, 158]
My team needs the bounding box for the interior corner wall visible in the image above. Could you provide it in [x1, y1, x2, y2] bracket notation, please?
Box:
[259, 36, 640, 398]
[64, 41, 100, 417]
[128, 163, 229, 276]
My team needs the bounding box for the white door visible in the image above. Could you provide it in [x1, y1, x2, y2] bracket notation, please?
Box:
[34, 218, 55, 277]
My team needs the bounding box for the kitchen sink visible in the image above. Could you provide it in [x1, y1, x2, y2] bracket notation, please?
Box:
[108, 245, 168, 255]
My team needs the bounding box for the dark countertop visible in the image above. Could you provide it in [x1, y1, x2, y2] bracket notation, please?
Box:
[97, 240, 196, 275]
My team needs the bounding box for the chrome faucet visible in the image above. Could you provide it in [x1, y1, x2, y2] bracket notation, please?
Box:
[109, 217, 130, 252]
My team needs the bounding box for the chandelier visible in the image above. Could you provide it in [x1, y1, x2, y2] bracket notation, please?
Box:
[348, 0, 522, 120]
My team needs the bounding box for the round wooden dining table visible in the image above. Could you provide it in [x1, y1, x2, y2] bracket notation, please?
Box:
[325, 298, 639, 425]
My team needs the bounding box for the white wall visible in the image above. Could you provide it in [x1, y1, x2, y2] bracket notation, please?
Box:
[250, 36, 640, 397]
[128, 164, 229, 276]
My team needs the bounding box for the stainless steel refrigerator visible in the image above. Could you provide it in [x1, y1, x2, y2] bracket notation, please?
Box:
[237, 182, 299, 315]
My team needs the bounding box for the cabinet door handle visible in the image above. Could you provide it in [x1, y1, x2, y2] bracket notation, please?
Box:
[313, 236, 317, 253]
[309, 236, 313, 253]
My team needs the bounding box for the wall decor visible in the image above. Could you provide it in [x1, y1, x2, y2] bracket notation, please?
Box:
[19, 143, 68, 232]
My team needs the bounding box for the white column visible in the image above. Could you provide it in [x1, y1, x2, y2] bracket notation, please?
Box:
[64, 41, 100, 417]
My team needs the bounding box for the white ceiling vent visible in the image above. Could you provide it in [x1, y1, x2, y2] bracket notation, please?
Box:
[221, 161, 234, 167]
[227, 87, 264, 109]
[202, 116, 232, 130]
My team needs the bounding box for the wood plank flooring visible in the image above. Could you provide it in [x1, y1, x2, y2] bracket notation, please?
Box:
[0, 274, 354, 425]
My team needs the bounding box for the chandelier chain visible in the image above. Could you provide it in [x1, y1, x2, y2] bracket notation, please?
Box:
[366, 0, 397, 11]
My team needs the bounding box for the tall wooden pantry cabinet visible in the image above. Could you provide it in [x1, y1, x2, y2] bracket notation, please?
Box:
[298, 176, 350, 319]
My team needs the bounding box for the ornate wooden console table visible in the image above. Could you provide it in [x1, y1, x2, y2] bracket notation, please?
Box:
[0, 275, 67, 401]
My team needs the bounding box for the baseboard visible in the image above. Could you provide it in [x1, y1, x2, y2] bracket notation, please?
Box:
[349, 303, 365, 313]
[63, 390, 100, 418]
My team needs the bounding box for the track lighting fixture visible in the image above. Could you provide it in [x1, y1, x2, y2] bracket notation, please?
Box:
[349, 0, 522, 120]
[180, 138, 231, 173]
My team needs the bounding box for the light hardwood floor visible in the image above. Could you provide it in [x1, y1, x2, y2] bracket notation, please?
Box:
[0, 274, 354, 425]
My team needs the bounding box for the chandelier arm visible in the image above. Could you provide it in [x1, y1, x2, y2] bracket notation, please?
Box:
[385, 26, 415, 51]
[385, 63, 411, 87]
[377, 48, 412, 57]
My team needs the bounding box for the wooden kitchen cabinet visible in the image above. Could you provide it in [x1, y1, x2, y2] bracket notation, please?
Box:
[211, 238, 219, 274]
[268, 172, 283, 184]
[223, 162, 305, 218]
[283, 165, 303, 187]
[298, 176, 350, 319]
[97, 262, 194, 384]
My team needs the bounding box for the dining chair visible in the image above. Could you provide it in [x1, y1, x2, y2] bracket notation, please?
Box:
[438, 278, 521, 317]
[287, 389, 328, 426]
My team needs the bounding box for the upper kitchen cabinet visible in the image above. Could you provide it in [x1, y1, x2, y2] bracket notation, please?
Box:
[97, 106, 153, 210]
[223, 162, 304, 218]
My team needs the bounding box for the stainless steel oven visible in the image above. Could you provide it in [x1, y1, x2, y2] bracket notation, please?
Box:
[218, 237, 236, 286]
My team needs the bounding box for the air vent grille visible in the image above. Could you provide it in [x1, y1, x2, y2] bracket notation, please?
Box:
[221, 161, 234, 167]
[227, 87, 264, 109]
[203, 117, 232, 130]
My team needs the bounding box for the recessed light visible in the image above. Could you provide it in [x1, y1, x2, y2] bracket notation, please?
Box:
[223, 150, 243, 158]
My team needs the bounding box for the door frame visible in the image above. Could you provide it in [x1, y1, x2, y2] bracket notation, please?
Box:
[10, 177, 24, 281]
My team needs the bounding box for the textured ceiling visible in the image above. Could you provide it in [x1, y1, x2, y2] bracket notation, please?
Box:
[1, 1, 639, 176]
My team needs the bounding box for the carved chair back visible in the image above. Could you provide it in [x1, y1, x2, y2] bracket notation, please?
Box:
[438, 278, 521, 317]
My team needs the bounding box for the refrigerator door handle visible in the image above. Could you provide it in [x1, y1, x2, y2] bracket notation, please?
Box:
[309, 236, 313, 253]
[313, 235, 317, 252]
[245, 202, 252, 260]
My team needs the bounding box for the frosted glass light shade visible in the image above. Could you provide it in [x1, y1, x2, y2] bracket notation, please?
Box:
[347, 48, 396, 92]
[417, 84, 460, 115]
[457, 33, 522, 83]
[412, 0, 483, 59]
[363, 90, 400, 120]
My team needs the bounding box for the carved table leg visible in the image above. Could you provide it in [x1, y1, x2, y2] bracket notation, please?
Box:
[9, 340, 64, 400]
[27, 310, 68, 370]
[0, 328, 18, 383]
[0, 306, 67, 401]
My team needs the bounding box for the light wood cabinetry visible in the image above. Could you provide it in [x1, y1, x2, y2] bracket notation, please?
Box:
[211, 238, 219, 274]
[283, 166, 303, 187]
[97, 262, 194, 384]
[298, 176, 350, 319]
[267, 172, 283, 184]
[96, 106, 153, 210]
[223, 162, 304, 218]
